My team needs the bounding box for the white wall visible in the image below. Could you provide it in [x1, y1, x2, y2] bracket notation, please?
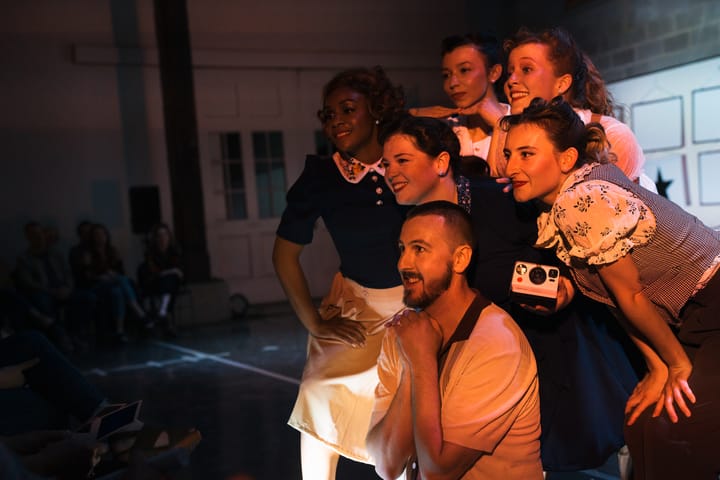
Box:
[609, 55, 720, 229]
[0, 0, 465, 300]
[2, 2, 138, 270]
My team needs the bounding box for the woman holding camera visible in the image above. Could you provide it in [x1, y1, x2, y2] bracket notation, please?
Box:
[380, 114, 640, 472]
[501, 97, 720, 480]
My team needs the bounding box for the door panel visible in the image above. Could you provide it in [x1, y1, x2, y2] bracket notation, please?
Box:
[195, 69, 339, 303]
[194, 66, 445, 303]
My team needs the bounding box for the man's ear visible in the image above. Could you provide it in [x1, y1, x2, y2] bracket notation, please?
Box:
[453, 244, 473, 273]
[489, 64, 502, 84]
[559, 147, 579, 173]
[556, 73, 573, 97]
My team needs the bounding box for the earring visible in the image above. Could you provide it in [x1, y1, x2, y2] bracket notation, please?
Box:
[375, 119, 380, 125]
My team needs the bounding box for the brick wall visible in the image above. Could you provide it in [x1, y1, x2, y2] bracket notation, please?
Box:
[468, 0, 720, 82]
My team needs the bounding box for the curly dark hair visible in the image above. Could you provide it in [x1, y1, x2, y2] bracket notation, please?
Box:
[146, 222, 180, 254]
[500, 97, 613, 168]
[318, 66, 405, 125]
[503, 26, 614, 116]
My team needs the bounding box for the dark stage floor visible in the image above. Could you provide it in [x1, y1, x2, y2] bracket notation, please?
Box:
[70, 303, 623, 480]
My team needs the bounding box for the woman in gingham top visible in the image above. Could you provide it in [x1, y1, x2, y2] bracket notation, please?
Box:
[501, 96, 720, 480]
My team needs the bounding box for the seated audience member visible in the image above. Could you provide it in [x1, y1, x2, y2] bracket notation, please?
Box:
[41, 226, 60, 254]
[67, 221, 103, 346]
[14, 222, 72, 307]
[1, 425, 199, 480]
[0, 331, 107, 435]
[13, 223, 78, 352]
[43, 223, 96, 349]
[137, 223, 184, 337]
[14, 223, 72, 324]
[68, 221, 94, 289]
[0, 259, 53, 336]
[366, 201, 542, 480]
[83, 224, 150, 344]
[0, 430, 106, 480]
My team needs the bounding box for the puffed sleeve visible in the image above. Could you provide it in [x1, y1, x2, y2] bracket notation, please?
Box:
[451, 125, 475, 157]
[601, 116, 645, 182]
[275, 156, 323, 245]
[550, 180, 656, 265]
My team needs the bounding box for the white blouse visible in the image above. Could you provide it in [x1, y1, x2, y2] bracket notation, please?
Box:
[536, 163, 657, 266]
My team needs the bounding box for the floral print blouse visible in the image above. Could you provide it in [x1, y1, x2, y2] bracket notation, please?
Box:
[535, 163, 657, 266]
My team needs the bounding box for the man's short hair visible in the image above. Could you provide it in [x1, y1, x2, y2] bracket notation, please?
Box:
[405, 200, 475, 250]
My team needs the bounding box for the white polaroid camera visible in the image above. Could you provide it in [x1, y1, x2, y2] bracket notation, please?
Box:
[509, 261, 560, 309]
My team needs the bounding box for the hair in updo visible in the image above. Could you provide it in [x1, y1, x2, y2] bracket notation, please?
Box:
[378, 114, 461, 177]
[319, 66, 406, 125]
[500, 96, 614, 168]
[379, 114, 491, 178]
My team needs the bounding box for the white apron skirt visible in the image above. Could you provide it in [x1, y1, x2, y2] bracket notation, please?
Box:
[288, 272, 404, 463]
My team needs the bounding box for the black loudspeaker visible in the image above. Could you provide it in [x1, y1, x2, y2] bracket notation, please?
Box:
[129, 186, 162, 235]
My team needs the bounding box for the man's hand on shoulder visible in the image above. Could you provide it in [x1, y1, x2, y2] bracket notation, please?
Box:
[387, 309, 442, 367]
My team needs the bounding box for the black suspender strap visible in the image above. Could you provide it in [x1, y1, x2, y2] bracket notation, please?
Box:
[406, 291, 491, 480]
[437, 290, 490, 371]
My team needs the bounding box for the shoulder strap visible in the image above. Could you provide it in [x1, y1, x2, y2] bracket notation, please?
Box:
[437, 291, 490, 370]
[406, 291, 490, 480]
[590, 113, 602, 124]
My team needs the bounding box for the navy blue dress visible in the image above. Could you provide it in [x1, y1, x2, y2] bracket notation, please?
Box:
[277, 154, 410, 462]
[277, 154, 406, 289]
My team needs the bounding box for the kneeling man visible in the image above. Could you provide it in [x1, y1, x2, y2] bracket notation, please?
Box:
[366, 201, 542, 479]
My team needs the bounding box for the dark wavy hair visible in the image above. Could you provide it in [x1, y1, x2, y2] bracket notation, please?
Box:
[500, 97, 613, 168]
[318, 66, 405, 125]
[378, 114, 468, 178]
[89, 223, 123, 273]
[441, 32, 501, 68]
[146, 222, 181, 255]
[503, 26, 614, 116]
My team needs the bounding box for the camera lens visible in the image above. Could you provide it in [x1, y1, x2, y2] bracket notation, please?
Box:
[528, 266, 547, 284]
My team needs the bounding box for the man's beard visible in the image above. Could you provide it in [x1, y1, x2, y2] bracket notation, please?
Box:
[402, 262, 453, 309]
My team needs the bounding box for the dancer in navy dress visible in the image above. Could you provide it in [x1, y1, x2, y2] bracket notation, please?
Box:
[273, 67, 406, 479]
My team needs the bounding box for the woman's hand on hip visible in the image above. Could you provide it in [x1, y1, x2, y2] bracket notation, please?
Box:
[659, 361, 695, 423]
[310, 316, 367, 348]
[625, 367, 667, 426]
